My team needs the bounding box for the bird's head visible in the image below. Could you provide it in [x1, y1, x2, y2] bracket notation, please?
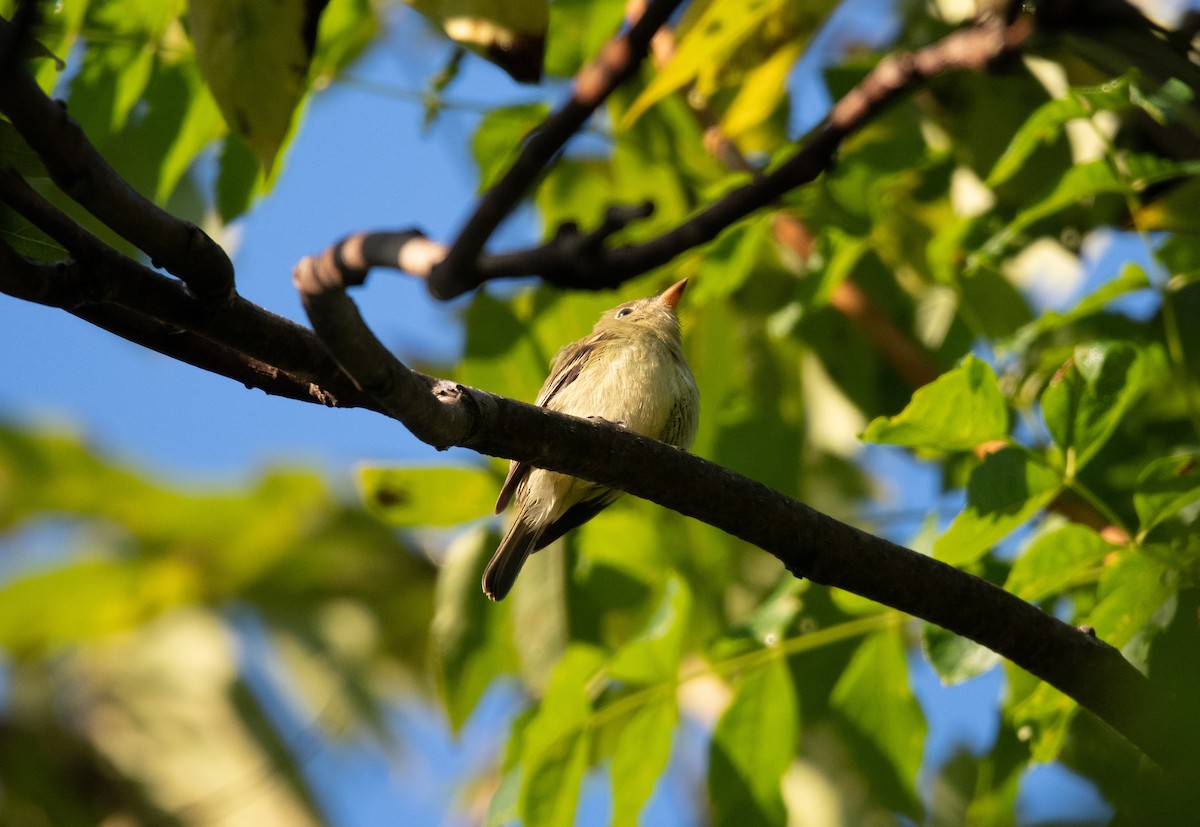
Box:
[593, 278, 688, 342]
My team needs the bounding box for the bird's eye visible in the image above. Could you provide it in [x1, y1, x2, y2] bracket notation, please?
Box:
[616, 308, 633, 319]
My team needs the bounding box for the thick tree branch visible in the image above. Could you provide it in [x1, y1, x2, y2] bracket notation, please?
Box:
[0, 17, 235, 305]
[294, 255, 1173, 769]
[0, 174, 376, 411]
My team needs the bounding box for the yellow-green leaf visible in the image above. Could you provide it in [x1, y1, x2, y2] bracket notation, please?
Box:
[357, 465, 496, 528]
[188, 0, 315, 172]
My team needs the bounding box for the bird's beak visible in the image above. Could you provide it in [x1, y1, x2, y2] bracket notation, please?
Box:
[658, 278, 688, 309]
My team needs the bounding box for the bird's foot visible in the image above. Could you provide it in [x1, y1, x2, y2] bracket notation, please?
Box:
[588, 416, 628, 429]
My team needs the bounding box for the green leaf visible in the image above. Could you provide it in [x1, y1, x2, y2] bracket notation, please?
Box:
[188, 0, 316, 172]
[520, 645, 605, 827]
[0, 119, 46, 176]
[709, 656, 797, 827]
[831, 628, 926, 810]
[150, 59, 228, 203]
[1002, 263, 1152, 352]
[987, 97, 1090, 188]
[1042, 342, 1146, 474]
[216, 132, 264, 221]
[431, 527, 517, 731]
[922, 623, 1000, 686]
[1088, 550, 1175, 651]
[544, 0, 625, 78]
[0, 558, 199, 656]
[458, 288, 547, 404]
[610, 697, 677, 827]
[1004, 524, 1115, 603]
[356, 465, 496, 527]
[607, 575, 691, 685]
[861, 355, 1008, 452]
[1006, 160, 1125, 238]
[310, 0, 378, 85]
[934, 448, 1062, 566]
[1134, 453, 1200, 537]
[471, 103, 549, 192]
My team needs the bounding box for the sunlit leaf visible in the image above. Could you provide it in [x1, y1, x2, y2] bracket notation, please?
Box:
[709, 656, 797, 827]
[357, 464, 496, 527]
[922, 623, 1000, 686]
[831, 627, 926, 813]
[610, 696, 677, 827]
[432, 528, 517, 731]
[607, 575, 691, 685]
[519, 646, 605, 827]
[188, 0, 317, 172]
[1134, 453, 1200, 538]
[1005, 523, 1114, 603]
[862, 355, 1008, 452]
[472, 103, 549, 192]
[1042, 342, 1146, 474]
[934, 448, 1062, 566]
[0, 558, 199, 656]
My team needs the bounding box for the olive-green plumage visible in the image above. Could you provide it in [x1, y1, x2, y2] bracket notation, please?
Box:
[483, 278, 700, 601]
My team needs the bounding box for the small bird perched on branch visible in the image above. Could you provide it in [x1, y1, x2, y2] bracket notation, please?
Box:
[483, 278, 700, 601]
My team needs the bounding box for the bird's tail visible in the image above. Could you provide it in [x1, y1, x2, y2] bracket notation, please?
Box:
[483, 516, 542, 601]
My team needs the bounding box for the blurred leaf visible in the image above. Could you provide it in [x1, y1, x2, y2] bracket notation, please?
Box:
[543, 0, 624, 78]
[610, 696, 677, 827]
[1001, 263, 1152, 353]
[1005, 160, 1125, 238]
[1134, 453, 1200, 538]
[408, 0, 548, 83]
[922, 623, 1000, 686]
[0, 558, 199, 656]
[1135, 177, 1200, 231]
[1005, 523, 1114, 603]
[215, 131, 264, 221]
[720, 38, 802, 147]
[608, 575, 691, 685]
[709, 656, 797, 827]
[934, 448, 1062, 566]
[189, 0, 316, 172]
[357, 464, 495, 527]
[458, 288, 546, 403]
[1042, 342, 1146, 474]
[310, 0, 377, 85]
[861, 355, 1008, 452]
[519, 645, 605, 827]
[148, 59, 227, 203]
[987, 97, 1094, 189]
[831, 627, 926, 814]
[472, 103, 549, 192]
[432, 528, 517, 731]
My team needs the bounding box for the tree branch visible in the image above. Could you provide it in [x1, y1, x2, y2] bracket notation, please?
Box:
[0, 173, 376, 411]
[425, 0, 687, 299]
[0, 16, 235, 305]
[294, 252, 1172, 768]
[301, 12, 1034, 298]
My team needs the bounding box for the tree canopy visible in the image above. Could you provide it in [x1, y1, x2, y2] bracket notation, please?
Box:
[2, 0, 1200, 825]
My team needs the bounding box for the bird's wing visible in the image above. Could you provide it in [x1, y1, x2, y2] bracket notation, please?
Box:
[532, 489, 622, 551]
[494, 333, 612, 514]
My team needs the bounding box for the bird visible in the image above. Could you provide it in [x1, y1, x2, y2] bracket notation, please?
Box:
[482, 278, 700, 601]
